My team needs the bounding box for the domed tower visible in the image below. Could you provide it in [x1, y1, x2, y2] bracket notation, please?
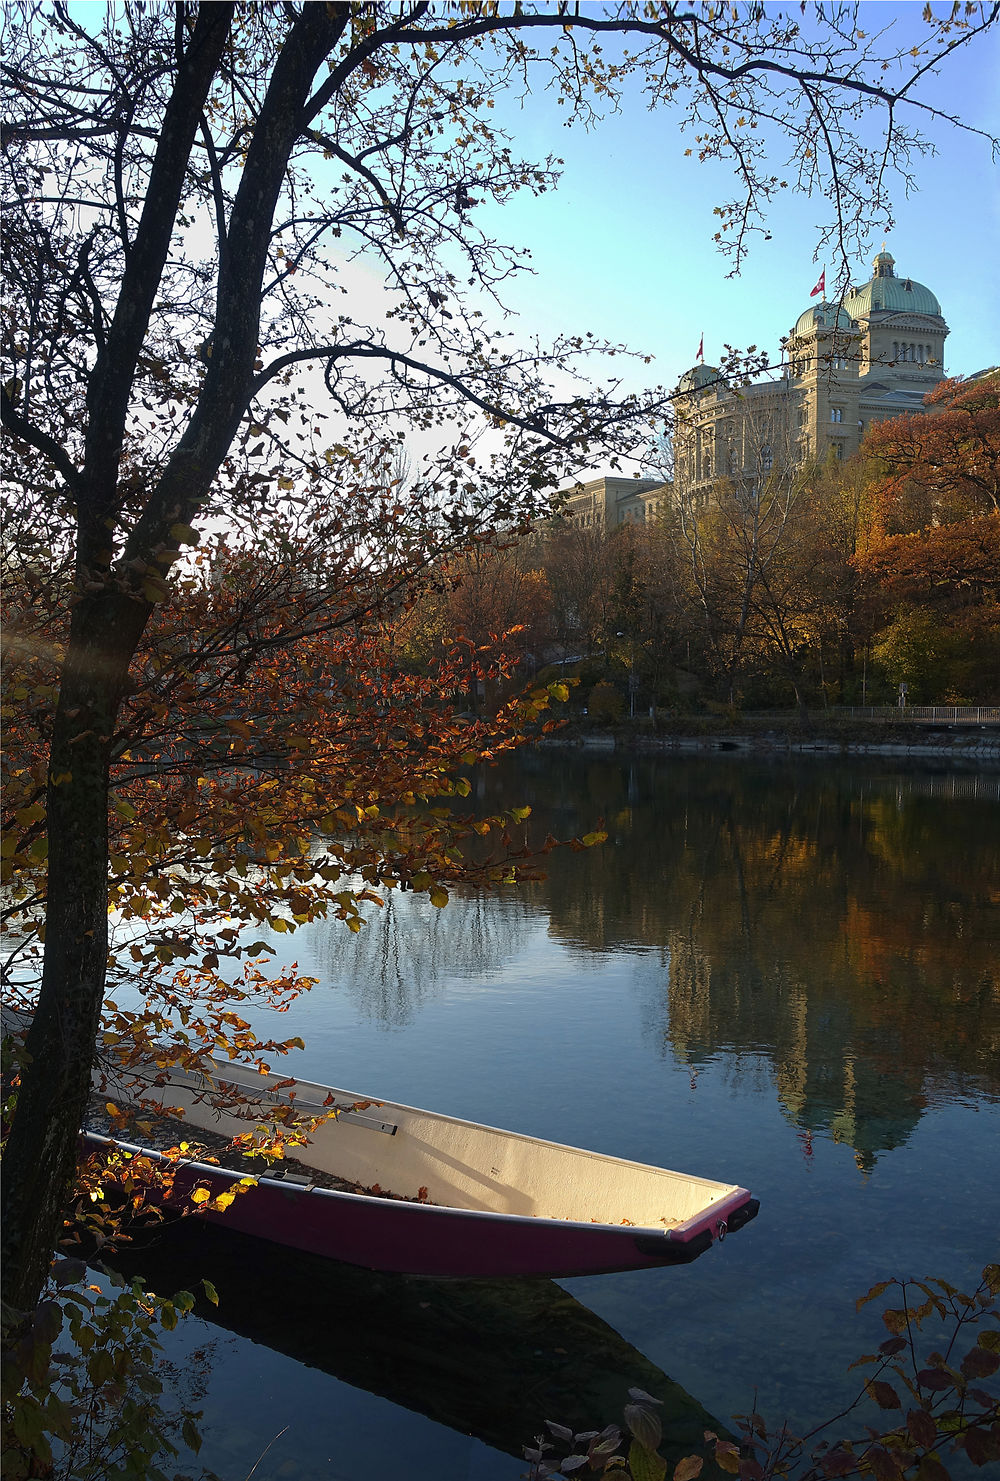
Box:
[672, 362, 724, 497]
[784, 298, 861, 464]
[844, 249, 949, 379]
[675, 362, 720, 396]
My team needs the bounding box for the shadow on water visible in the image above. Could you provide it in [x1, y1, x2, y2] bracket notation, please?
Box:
[101, 1217, 726, 1464]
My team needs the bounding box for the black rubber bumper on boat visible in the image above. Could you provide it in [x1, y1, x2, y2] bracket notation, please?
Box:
[632, 1197, 760, 1263]
[725, 1197, 761, 1235]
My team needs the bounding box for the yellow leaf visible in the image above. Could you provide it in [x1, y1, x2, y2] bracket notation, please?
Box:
[429, 886, 449, 909]
[190, 1187, 210, 1205]
[142, 576, 169, 603]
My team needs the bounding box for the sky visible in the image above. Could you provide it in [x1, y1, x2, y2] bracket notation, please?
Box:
[56, 0, 1000, 484]
[459, 0, 1000, 458]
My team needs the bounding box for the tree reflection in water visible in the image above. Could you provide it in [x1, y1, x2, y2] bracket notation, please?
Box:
[342, 752, 999, 1170]
[307, 884, 536, 1027]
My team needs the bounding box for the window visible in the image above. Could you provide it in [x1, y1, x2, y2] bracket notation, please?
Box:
[760, 445, 773, 472]
[830, 407, 843, 423]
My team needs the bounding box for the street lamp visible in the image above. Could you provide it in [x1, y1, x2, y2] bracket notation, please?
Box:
[616, 632, 636, 719]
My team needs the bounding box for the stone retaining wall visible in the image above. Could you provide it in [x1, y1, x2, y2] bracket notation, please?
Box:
[548, 728, 1000, 764]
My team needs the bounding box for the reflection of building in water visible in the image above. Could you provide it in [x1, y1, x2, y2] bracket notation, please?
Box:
[773, 998, 924, 1173]
[659, 931, 924, 1170]
[657, 934, 717, 1067]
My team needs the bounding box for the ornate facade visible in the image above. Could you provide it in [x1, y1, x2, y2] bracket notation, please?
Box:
[672, 250, 950, 501]
[557, 474, 670, 529]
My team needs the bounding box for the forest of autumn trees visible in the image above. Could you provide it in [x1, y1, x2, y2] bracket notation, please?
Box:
[410, 375, 999, 713]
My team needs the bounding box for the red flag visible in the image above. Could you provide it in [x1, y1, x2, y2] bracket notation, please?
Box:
[697, 333, 704, 361]
[809, 269, 826, 299]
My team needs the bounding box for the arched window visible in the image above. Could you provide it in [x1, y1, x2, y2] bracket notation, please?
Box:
[892, 342, 899, 360]
[760, 445, 773, 472]
[830, 406, 843, 423]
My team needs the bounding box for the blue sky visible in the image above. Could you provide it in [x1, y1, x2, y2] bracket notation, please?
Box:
[470, 2, 999, 413]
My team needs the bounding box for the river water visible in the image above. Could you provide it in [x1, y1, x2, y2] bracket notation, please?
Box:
[117, 750, 1000, 1478]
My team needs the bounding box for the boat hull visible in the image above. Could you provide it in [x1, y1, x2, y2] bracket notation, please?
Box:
[83, 1133, 759, 1279]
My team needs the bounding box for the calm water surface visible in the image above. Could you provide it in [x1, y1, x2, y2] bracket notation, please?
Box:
[139, 751, 1000, 1478]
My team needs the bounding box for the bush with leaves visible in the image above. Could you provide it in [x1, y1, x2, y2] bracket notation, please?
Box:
[524, 1265, 1000, 1481]
[1, 1256, 219, 1481]
[587, 681, 626, 724]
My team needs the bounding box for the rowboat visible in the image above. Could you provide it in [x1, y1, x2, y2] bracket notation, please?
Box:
[86, 1054, 758, 1279]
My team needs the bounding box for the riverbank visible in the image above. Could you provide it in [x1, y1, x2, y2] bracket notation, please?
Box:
[541, 713, 1000, 764]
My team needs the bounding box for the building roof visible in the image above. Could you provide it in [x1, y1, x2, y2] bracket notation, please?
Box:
[844, 250, 942, 319]
[675, 363, 720, 395]
[792, 301, 854, 337]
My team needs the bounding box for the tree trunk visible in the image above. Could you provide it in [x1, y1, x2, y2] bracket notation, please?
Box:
[1, 594, 145, 1314]
[1, 2, 348, 1318]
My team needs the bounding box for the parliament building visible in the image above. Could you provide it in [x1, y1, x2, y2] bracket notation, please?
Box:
[671, 248, 949, 501]
[559, 248, 950, 524]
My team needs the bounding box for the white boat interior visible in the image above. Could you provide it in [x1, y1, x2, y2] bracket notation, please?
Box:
[102, 1055, 746, 1231]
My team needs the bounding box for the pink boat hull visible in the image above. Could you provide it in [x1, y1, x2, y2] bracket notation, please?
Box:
[84, 1135, 759, 1278]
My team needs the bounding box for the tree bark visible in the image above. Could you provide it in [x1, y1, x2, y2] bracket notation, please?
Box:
[1, 593, 147, 1314]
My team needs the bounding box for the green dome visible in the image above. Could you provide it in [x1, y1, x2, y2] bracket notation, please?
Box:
[793, 302, 854, 337]
[676, 363, 719, 394]
[844, 251, 942, 319]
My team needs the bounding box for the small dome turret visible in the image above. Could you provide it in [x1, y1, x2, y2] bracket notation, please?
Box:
[675, 363, 720, 395]
[792, 302, 854, 338]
